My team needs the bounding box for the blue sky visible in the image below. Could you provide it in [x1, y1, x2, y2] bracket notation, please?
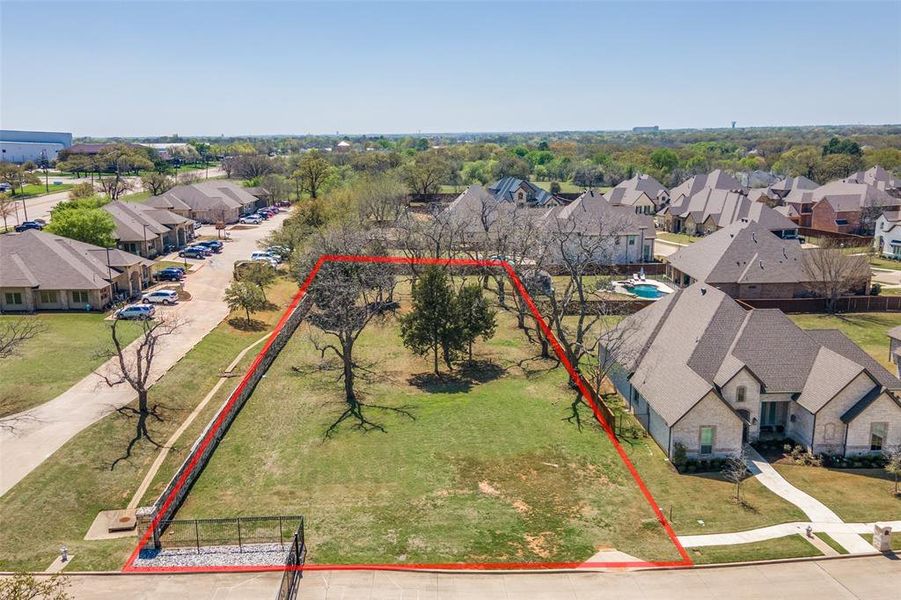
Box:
[2, 1, 899, 136]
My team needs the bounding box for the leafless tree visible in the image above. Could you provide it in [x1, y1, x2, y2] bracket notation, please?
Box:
[96, 175, 133, 201]
[722, 445, 751, 503]
[0, 319, 46, 429]
[298, 225, 411, 436]
[0, 193, 17, 231]
[801, 240, 871, 313]
[97, 315, 182, 468]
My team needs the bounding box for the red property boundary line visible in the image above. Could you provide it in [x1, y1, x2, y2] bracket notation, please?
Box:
[123, 255, 693, 573]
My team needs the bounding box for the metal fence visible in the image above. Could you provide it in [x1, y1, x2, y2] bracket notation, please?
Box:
[155, 515, 304, 553]
[276, 520, 306, 600]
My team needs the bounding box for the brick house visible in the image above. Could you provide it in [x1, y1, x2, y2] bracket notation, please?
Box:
[808, 181, 901, 234]
[603, 284, 901, 460]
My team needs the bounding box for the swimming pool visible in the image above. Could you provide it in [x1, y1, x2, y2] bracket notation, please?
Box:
[631, 283, 666, 299]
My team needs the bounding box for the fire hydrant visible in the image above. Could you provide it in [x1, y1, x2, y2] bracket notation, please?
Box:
[805, 526, 813, 538]
[60, 545, 68, 562]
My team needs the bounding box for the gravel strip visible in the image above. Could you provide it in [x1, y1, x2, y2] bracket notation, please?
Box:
[134, 542, 288, 568]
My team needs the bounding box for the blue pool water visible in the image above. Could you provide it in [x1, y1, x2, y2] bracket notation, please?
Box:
[631, 283, 665, 299]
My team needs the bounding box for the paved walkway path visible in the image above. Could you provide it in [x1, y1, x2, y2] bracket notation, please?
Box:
[0, 214, 287, 497]
[679, 520, 901, 548]
[24, 555, 901, 599]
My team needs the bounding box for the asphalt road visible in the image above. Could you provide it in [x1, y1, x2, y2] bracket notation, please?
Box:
[0, 213, 287, 497]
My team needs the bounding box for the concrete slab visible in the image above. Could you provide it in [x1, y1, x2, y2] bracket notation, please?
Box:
[83, 510, 137, 541]
[44, 555, 74, 574]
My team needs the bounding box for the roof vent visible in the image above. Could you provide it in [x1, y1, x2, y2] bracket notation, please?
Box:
[700, 288, 707, 295]
[752, 232, 757, 243]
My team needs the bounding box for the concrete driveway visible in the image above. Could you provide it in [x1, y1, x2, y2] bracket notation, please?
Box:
[0, 214, 288, 497]
[44, 555, 901, 599]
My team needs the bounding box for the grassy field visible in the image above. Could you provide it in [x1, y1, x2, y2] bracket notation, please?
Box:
[773, 465, 900, 522]
[815, 532, 849, 555]
[121, 191, 151, 203]
[870, 257, 901, 271]
[173, 303, 683, 565]
[15, 183, 73, 197]
[788, 313, 898, 370]
[0, 314, 142, 417]
[0, 279, 300, 572]
[656, 232, 698, 245]
[688, 534, 821, 565]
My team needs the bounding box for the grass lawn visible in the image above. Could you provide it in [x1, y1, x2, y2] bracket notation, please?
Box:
[689, 534, 821, 565]
[173, 303, 683, 565]
[152, 260, 190, 272]
[773, 465, 900, 523]
[14, 183, 73, 197]
[788, 313, 898, 370]
[0, 314, 142, 417]
[121, 191, 151, 203]
[0, 279, 300, 572]
[656, 232, 698, 245]
[870, 257, 901, 271]
[815, 532, 849, 555]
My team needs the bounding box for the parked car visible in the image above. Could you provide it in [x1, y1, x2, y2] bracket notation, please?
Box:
[115, 304, 156, 320]
[33, 218, 47, 227]
[187, 244, 212, 256]
[239, 215, 262, 225]
[265, 245, 290, 260]
[0, 183, 12, 192]
[196, 240, 223, 253]
[154, 268, 184, 282]
[253, 211, 271, 220]
[250, 252, 279, 267]
[14, 221, 43, 232]
[142, 289, 179, 305]
[178, 247, 207, 259]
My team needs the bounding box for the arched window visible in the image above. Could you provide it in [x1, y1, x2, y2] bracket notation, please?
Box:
[736, 385, 746, 403]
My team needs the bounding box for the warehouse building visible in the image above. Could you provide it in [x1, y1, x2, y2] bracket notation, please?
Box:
[0, 130, 73, 163]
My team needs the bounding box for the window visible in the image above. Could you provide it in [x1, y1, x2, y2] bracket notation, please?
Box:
[4, 292, 22, 305]
[736, 386, 746, 403]
[628, 236, 636, 246]
[699, 426, 715, 455]
[39, 290, 58, 304]
[870, 422, 888, 451]
[72, 291, 89, 304]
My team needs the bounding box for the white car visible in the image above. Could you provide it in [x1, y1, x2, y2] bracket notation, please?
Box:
[250, 252, 279, 267]
[115, 304, 155, 320]
[142, 289, 179, 305]
[239, 215, 262, 225]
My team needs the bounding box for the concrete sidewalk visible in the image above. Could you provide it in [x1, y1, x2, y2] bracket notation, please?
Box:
[41, 555, 901, 599]
[680, 520, 901, 547]
[0, 214, 286, 497]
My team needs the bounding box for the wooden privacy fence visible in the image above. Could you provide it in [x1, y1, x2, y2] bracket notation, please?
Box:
[741, 295, 901, 313]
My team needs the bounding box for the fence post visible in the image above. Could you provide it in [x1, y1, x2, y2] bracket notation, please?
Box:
[279, 517, 284, 550]
[194, 520, 200, 553]
[237, 518, 243, 552]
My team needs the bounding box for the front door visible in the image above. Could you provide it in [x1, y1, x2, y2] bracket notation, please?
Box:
[737, 409, 751, 443]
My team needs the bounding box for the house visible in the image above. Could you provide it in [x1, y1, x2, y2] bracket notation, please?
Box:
[808, 181, 901, 234]
[889, 326, 901, 379]
[441, 185, 654, 265]
[604, 173, 669, 215]
[545, 190, 656, 263]
[147, 181, 259, 224]
[486, 177, 560, 207]
[659, 187, 799, 238]
[666, 219, 870, 299]
[844, 165, 901, 196]
[873, 210, 901, 260]
[102, 201, 194, 258]
[0, 230, 152, 312]
[768, 175, 820, 200]
[604, 283, 901, 460]
[668, 169, 743, 205]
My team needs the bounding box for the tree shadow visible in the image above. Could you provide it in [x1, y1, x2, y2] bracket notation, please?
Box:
[408, 359, 506, 394]
[228, 317, 267, 331]
[457, 359, 506, 383]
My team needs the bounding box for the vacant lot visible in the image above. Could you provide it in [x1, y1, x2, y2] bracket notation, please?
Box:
[773, 465, 900, 522]
[0, 313, 142, 417]
[789, 312, 897, 370]
[174, 304, 682, 565]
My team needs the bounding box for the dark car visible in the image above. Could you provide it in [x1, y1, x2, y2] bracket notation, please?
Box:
[196, 240, 223, 253]
[178, 247, 207, 259]
[15, 221, 43, 232]
[154, 268, 184, 282]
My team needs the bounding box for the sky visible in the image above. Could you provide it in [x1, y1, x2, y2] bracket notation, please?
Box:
[1, 1, 899, 137]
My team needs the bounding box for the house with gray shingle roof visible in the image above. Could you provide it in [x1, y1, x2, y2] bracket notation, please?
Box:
[0, 229, 152, 312]
[809, 180, 901, 234]
[844, 165, 901, 196]
[668, 169, 742, 204]
[603, 283, 901, 460]
[147, 180, 259, 224]
[660, 186, 799, 238]
[604, 173, 669, 215]
[665, 220, 870, 299]
[102, 201, 193, 258]
[486, 177, 560, 208]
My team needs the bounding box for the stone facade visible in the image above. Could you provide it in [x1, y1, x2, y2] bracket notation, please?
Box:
[671, 392, 744, 458]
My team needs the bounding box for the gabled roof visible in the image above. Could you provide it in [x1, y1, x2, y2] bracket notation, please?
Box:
[605, 173, 669, 208]
[844, 165, 901, 191]
[102, 201, 188, 243]
[665, 188, 798, 233]
[0, 230, 149, 290]
[769, 176, 819, 194]
[607, 283, 901, 425]
[149, 181, 258, 214]
[811, 181, 901, 212]
[667, 220, 803, 286]
[670, 169, 742, 201]
[840, 386, 899, 424]
[555, 190, 656, 237]
[487, 177, 557, 207]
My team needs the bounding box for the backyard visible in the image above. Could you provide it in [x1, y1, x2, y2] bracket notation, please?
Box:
[0, 313, 142, 417]
[789, 312, 898, 370]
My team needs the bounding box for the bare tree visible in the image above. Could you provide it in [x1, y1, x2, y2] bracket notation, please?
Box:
[722, 445, 751, 503]
[298, 225, 410, 436]
[97, 316, 182, 468]
[0, 319, 46, 427]
[97, 175, 133, 201]
[801, 240, 871, 313]
[0, 573, 71, 600]
[885, 446, 901, 496]
[0, 193, 18, 231]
